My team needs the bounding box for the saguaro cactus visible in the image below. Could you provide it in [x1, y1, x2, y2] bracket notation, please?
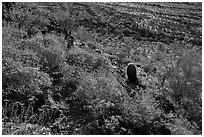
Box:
[126, 63, 139, 83]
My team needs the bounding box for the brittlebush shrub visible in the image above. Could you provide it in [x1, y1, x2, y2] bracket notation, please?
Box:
[65, 46, 122, 105]
[164, 47, 202, 131]
[72, 74, 125, 134]
[66, 47, 111, 76]
[2, 25, 66, 97]
[76, 76, 124, 105]
[75, 26, 98, 42]
[2, 58, 51, 96]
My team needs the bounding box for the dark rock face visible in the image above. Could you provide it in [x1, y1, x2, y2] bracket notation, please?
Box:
[126, 63, 138, 83]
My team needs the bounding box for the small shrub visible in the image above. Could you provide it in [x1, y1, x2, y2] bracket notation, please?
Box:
[2, 122, 51, 135]
[164, 47, 202, 131]
[66, 47, 112, 76]
[2, 58, 52, 96]
[75, 26, 98, 42]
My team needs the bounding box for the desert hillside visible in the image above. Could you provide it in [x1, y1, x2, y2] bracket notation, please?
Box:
[2, 2, 202, 135]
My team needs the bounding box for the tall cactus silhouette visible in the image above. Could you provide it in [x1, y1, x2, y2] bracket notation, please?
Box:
[126, 63, 139, 84]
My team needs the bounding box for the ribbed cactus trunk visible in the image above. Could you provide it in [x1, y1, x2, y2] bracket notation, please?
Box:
[127, 63, 138, 83]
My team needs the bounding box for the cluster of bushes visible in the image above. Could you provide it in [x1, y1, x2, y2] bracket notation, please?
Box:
[163, 45, 202, 131]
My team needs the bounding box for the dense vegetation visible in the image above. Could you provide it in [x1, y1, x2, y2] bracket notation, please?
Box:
[2, 2, 202, 135]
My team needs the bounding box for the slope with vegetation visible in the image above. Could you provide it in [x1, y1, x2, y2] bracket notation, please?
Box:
[2, 2, 202, 135]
